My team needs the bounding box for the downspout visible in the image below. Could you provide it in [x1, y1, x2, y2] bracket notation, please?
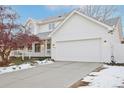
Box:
[108, 26, 116, 64]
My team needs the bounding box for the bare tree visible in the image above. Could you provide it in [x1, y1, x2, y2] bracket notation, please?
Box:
[0, 6, 41, 66]
[77, 5, 117, 22]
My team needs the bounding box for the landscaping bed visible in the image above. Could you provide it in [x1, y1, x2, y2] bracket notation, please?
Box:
[0, 58, 54, 75]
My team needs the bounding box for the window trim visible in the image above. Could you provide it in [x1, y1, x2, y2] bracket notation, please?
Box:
[49, 23, 55, 30]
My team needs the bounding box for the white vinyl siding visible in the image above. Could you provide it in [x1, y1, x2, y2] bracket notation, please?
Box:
[51, 13, 112, 63]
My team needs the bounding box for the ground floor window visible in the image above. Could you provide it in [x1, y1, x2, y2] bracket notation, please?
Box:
[47, 39, 51, 49]
[28, 45, 32, 51]
[47, 43, 51, 49]
[35, 43, 41, 52]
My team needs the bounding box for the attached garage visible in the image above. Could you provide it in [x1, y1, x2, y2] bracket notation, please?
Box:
[55, 38, 102, 62]
[49, 10, 113, 63]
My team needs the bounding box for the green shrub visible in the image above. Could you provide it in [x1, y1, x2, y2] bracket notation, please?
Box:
[10, 56, 51, 65]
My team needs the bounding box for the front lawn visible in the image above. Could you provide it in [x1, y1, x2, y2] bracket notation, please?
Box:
[10, 57, 32, 65]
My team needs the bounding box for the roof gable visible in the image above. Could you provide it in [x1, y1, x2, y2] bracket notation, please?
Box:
[49, 10, 113, 37]
[24, 18, 35, 26]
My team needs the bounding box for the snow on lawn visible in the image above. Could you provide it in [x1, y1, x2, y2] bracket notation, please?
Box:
[35, 60, 54, 65]
[79, 65, 124, 88]
[0, 59, 54, 75]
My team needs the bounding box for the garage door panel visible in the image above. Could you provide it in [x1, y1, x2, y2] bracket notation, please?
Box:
[55, 39, 101, 62]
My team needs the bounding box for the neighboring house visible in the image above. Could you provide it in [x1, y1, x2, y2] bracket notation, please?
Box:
[10, 10, 124, 63]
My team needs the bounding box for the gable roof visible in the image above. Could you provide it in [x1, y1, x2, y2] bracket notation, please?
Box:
[37, 14, 68, 24]
[25, 10, 119, 27]
[49, 10, 113, 37]
[24, 18, 37, 27]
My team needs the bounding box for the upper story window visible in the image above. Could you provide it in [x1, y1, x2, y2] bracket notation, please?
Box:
[49, 23, 55, 30]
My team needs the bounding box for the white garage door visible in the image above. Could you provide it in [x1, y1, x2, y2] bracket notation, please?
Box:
[55, 38, 102, 62]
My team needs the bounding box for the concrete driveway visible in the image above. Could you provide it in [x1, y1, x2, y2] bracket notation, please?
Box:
[0, 61, 102, 88]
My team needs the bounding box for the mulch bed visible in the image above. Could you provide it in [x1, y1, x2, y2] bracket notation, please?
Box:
[0, 61, 11, 67]
[69, 79, 90, 88]
[106, 63, 124, 66]
[92, 66, 107, 72]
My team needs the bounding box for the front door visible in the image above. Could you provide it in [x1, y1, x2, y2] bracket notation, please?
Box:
[35, 43, 41, 52]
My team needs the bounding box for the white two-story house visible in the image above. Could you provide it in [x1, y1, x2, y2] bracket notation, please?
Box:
[10, 9, 124, 63]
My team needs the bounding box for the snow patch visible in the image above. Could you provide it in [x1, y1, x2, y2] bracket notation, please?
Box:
[0, 59, 54, 75]
[80, 65, 124, 88]
[35, 59, 54, 65]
